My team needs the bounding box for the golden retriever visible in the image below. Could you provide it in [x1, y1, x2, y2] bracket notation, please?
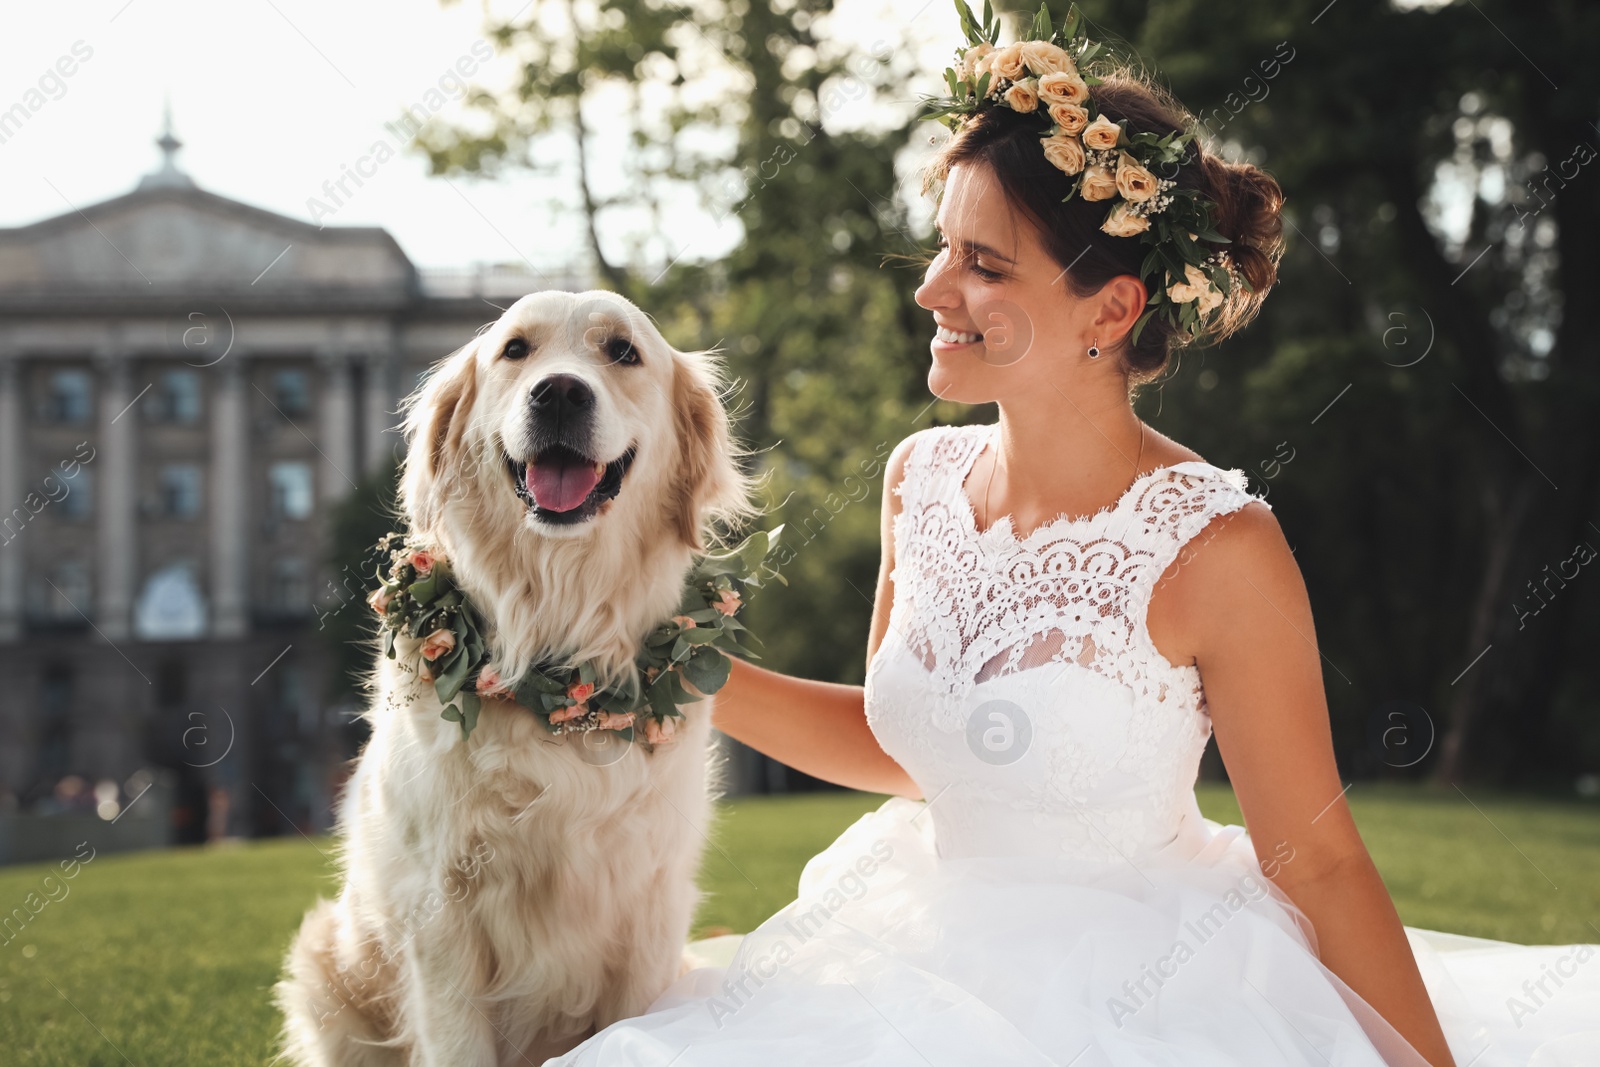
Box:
[273, 289, 760, 1065]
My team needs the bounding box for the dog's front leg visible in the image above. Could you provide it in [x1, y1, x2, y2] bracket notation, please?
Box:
[400, 950, 501, 1067]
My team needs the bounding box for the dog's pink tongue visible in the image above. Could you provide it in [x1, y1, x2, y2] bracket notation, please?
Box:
[528, 456, 602, 512]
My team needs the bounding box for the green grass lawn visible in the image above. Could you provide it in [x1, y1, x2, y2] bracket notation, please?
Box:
[2, 784, 1596, 1065]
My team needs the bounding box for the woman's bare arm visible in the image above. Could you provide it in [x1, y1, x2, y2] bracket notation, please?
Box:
[1174, 503, 1457, 1067]
[705, 434, 926, 800]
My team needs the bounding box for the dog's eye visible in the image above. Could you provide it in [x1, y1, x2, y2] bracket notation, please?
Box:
[606, 337, 640, 366]
[502, 338, 530, 361]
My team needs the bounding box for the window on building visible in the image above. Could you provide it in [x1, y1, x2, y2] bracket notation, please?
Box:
[133, 559, 208, 640]
[269, 461, 314, 520]
[147, 369, 201, 423]
[159, 463, 203, 519]
[43, 370, 92, 424]
[31, 560, 91, 621]
[269, 556, 311, 615]
[272, 369, 311, 418]
[59, 467, 93, 520]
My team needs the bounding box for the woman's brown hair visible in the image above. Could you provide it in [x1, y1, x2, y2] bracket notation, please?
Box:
[918, 64, 1286, 390]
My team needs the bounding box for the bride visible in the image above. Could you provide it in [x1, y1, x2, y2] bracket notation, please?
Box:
[547, 10, 1599, 1066]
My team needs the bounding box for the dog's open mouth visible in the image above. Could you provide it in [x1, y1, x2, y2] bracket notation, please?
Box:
[508, 443, 637, 524]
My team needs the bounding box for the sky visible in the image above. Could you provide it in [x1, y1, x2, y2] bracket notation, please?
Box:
[0, 0, 962, 276]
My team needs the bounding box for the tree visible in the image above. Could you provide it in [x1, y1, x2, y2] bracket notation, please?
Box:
[1074, 0, 1599, 786]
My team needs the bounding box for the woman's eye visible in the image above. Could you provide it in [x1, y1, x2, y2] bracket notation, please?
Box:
[936, 237, 1002, 281]
[606, 337, 640, 365]
[502, 338, 529, 360]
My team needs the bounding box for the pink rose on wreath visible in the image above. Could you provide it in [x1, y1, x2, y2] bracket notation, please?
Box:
[475, 667, 510, 698]
[711, 589, 741, 616]
[671, 614, 696, 629]
[568, 680, 595, 704]
[644, 716, 679, 745]
[367, 586, 392, 615]
[595, 710, 636, 731]
[549, 703, 587, 724]
[409, 549, 436, 576]
[420, 628, 456, 662]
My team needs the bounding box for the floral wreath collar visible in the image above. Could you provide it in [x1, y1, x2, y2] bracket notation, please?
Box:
[921, 0, 1248, 347]
[366, 527, 785, 747]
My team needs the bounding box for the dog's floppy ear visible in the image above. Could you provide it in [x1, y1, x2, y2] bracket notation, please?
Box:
[399, 338, 481, 536]
[669, 346, 745, 554]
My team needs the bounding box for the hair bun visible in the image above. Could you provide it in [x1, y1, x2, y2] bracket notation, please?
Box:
[1196, 151, 1286, 344]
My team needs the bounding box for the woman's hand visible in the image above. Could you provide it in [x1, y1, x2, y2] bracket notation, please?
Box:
[697, 656, 921, 799]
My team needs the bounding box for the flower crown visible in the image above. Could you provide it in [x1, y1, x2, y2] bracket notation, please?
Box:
[921, 0, 1250, 347]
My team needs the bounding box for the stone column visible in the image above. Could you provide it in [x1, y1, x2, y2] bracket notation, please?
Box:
[94, 347, 137, 641]
[209, 356, 249, 637]
[0, 350, 22, 642]
[362, 350, 397, 475]
[316, 350, 357, 503]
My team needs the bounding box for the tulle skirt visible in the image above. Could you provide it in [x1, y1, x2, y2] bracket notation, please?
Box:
[543, 797, 1600, 1066]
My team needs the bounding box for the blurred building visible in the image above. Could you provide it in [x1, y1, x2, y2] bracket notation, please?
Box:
[0, 119, 581, 844]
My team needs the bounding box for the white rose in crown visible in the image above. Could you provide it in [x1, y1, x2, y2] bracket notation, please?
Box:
[1004, 81, 1040, 112]
[1020, 40, 1074, 76]
[989, 42, 1027, 81]
[1038, 71, 1089, 106]
[1040, 133, 1086, 175]
[1114, 151, 1159, 202]
[1081, 114, 1122, 151]
[1079, 164, 1118, 201]
[1102, 202, 1150, 237]
[1167, 262, 1225, 315]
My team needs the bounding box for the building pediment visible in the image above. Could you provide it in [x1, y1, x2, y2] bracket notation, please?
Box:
[0, 184, 417, 311]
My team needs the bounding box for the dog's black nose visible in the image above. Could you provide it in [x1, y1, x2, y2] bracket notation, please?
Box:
[530, 373, 594, 421]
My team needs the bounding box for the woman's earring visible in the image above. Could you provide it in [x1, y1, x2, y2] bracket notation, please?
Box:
[1087, 337, 1100, 359]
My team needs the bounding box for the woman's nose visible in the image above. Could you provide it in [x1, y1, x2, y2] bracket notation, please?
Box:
[914, 256, 955, 311]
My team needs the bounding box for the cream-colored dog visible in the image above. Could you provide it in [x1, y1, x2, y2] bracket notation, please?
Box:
[273, 290, 760, 1065]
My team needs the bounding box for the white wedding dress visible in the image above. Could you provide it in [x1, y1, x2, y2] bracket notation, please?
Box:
[546, 423, 1600, 1066]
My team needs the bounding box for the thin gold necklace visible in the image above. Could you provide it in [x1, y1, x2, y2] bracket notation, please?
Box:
[981, 421, 1148, 533]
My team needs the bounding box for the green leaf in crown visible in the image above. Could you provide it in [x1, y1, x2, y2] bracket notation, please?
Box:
[366, 526, 787, 748]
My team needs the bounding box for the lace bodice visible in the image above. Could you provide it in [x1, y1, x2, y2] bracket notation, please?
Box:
[864, 423, 1272, 866]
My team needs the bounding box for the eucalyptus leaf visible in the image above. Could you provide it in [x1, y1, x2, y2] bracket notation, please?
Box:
[409, 574, 439, 605]
[1130, 306, 1158, 347]
[648, 675, 677, 720]
[666, 669, 699, 705]
[434, 649, 471, 706]
[683, 646, 732, 695]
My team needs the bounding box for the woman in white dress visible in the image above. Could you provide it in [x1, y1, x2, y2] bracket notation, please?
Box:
[546, 13, 1600, 1067]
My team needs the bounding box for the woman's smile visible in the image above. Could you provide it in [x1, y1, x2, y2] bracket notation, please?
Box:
[934, 323, 984, 348]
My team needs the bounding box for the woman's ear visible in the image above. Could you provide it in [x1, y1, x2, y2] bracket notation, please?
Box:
[399, 338, 481, 536]
[668, 347, 747, 554]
